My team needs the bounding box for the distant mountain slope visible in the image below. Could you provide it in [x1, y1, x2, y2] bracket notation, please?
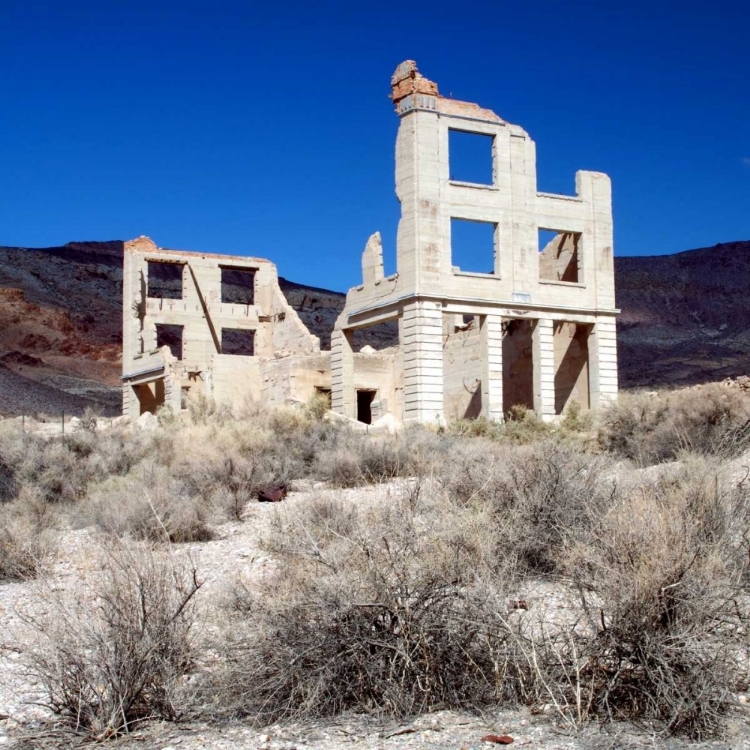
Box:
[0, 242, 124, 416]
[0, 238, 747, 416]
[615, 240, 750, 387]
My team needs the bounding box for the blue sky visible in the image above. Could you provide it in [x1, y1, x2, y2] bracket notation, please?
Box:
[0, 0, 747, 291]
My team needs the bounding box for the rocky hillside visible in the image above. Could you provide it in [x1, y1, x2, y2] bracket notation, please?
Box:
[0, 239, 747, 416]
[615, 240, 750, 388]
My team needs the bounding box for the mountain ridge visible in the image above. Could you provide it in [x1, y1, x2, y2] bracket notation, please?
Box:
[0, 239, 748, 416]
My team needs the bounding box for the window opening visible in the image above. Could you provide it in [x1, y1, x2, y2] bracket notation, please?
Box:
[451, 218, 497, 275]
[356, 389, 376, 425]
[147, 262, 183, 299]
[135, 379, 165, 415]
[554, 322, 590, 414]
[221, 328, 255, 356]
[539, 230, 580, 283]
[502, 319, 535, 414]
[220, 266, 256, 305]
[155, 324, 183, 360]
[448, 129, 494, 185]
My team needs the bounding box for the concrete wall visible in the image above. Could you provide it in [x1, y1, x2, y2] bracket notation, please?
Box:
[121, 61, 619, 427]
[443, 320, 482, 422]
[332, 60, 619, 425]
[122, 237, 323, 416]
[553, 322, 590, 413]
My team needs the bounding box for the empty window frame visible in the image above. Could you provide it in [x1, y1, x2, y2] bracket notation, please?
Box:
[147, 261, 183, 299]
[451, 218, 497, 275]
[221, 328, 255, 356]
[538, 230, 581, 283]
[220, 266, 256, 305]
[155, 324, 183, 360]
[448, 129, 494, 185]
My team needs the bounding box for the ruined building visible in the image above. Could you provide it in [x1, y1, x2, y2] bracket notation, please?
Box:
[122, 61, 618, 423]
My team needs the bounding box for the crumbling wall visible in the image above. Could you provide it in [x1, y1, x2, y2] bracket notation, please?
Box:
[212, 355, 263, 410]
[539, 232, 580, 283]
[353, 349, 398, 421]
[332, 60, 618, 426]
[260, 354, 331, 408]
[553, 322, 590, 413]
[122, 236, 322, 416]
[443, 320, 482, 422]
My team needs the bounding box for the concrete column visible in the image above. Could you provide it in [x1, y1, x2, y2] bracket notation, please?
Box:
[589, 317, 618, 409]
[331, 328, 356, 419]
[122, 250, 144, 374]
[163, 370, 181, 413]
[402, 300, 444, 426]
[122, 383, 140, 418]
[533, 318, 556, 421]
[577, 171, 615, 311]
[480, 314, 503, 421]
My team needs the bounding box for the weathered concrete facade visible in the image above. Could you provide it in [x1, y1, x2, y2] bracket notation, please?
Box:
[331, 61, 618, 425]
[121, 236, 324, 416]
[122, 62, 618, 424]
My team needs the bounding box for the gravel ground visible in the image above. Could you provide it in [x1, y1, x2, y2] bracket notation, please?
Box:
[2, 482, 749, 750]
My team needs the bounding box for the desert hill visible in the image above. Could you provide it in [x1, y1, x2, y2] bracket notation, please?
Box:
[616, 240, 750, 388]
[0, 239, 748, 416]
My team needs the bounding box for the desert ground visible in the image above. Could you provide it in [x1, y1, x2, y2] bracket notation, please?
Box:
[2, 388, 750, 749]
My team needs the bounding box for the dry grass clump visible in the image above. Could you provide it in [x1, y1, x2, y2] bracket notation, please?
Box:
[172, 418, 303, 508]
[0, 420, 154, 507]
[601, 383, 750, 464]
[4, 387, 750, 739]
[312, 433, 413, 487]
[215, 488, 519, 722]
[449, 406, 555, 444]
[24, 544, 202, 738]
[555, 460, 750, 737]
[0, 490, 57, 580]
[437, 439, 615, 575]
[211, 443, 750, 738]
[88, 463, 214, 543]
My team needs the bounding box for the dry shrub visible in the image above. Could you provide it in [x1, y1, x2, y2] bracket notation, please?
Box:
[0, 421, 154, 507]
[602, 384, 750, 464]
[0, 422, 23, 502]
[312, 433, 413, 487]
[438, 439, 615, 575]
[169, 418, 302, 520]
[88, 464, 213, 543]
[448, 415, 500, 439]
[559, 460, 750, 737]
[216, 490, 517, 722]
[0, 453, 17, 502]
[448, 407, 556, 445]
[0, 490, 57, 580]
[24, 544, 202, 738]
[305, 391, 331, 421]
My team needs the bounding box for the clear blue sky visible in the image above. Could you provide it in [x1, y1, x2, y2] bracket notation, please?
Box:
[1, 0, 747, 291]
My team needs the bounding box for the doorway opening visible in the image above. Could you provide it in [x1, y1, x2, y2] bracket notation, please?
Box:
[502, 319, 535, 415]
[356, 389, 377, 424]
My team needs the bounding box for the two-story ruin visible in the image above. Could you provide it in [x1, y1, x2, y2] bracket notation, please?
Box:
[122, 61, 618, 423]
